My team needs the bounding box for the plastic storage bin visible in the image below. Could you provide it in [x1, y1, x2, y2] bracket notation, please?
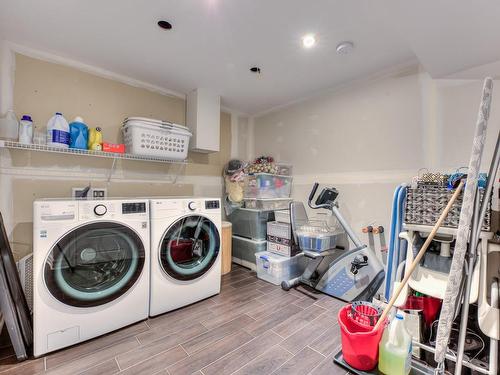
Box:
[244, 173, 293, 199]
[296, 222, 343, 252]
[243, 198, 292, 210]
[276, 163, 293, 176]
[227, 208, 275, 240]
[122, 118, 192, 160]
[232, 236, 267, 270]
[255, 251, 305, 285]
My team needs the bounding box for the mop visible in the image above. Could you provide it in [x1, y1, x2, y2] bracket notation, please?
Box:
[434, 78, 493, 372]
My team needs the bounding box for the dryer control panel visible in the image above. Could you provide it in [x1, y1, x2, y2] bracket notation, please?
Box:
[122, 202, 147, 214]
[150, 198, 221, 218]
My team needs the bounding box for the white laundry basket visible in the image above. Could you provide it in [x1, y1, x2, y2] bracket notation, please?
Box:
[122, 119, 192, 160]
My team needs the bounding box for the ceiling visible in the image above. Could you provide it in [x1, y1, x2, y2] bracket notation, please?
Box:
[1, 1, 500, 115]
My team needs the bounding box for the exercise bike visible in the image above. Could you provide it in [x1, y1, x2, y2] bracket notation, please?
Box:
[281, 183, 385, 302]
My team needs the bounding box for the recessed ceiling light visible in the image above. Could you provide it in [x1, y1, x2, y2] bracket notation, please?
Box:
[157, 20, 172, 30]
[336, 41, 354, 55]
[302, 34, 316, 48]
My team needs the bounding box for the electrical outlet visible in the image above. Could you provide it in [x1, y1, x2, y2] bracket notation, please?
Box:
[72, 187, 107, 199]
[91, 188, 107, 199]
[72, 187, 89, 199]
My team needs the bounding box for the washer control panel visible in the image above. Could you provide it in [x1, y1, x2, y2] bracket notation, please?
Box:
[122, 202, 147, 214]
[79, 200, 148, 220]
[205, 200, 220, 210]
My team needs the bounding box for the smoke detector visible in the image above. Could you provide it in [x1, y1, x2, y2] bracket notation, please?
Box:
[336, 41, 354, 55]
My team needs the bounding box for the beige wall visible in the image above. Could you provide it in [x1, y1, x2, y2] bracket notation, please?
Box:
[254, 68, 500, 249]
[1, 54, 231, 259]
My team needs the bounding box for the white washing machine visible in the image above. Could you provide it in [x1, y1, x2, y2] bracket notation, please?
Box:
[149, 197, 221, 316]
[32, 199, 150, 357]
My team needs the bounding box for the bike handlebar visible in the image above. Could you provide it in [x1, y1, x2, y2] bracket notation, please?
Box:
[308, 182, 319, 204]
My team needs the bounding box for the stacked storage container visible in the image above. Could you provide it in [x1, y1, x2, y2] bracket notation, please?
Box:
[266, 216, 299, 257]
[255, 210, 306, 285]
[228, 208, 272, 270]
[228, 164, 294, 271]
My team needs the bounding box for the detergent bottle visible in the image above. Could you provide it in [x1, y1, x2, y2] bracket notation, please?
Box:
[46, 112, 70, 148]
[69, 117, 88, 150]
[88, 127, 103, 151]
[378, 312, 412, 375]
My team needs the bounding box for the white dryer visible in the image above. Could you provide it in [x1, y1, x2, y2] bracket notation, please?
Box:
[33, 199, 150, 357]
[149, 198, 221, 316]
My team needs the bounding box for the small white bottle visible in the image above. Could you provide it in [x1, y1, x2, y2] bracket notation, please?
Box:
[18, 115, 34, 144]
[46, 112, 70, 148]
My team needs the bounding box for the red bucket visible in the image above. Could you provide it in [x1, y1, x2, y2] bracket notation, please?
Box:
[338, 305, 386, 371]
[402, 295, 441, 327]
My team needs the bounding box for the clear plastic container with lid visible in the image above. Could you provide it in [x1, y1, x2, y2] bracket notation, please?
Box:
[243, 198, 292, 210]
[243, 173, 293, 198]
[296, 220, 343, 252]
[255, 251, 306, 285]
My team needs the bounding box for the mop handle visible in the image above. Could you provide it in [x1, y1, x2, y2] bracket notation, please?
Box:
[373, 180, 464, 331]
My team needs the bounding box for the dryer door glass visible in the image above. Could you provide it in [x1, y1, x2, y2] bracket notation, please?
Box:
[160, 215, 220, 281]
[44, 222, 145, 307]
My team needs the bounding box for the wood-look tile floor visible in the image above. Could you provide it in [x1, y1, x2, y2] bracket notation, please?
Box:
[0, 265, 349, 375]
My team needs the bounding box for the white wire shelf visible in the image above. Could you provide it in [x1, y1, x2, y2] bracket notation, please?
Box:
[0, 140, 188, 164]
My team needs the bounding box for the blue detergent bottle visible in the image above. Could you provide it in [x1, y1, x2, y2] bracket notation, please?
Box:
[69, 117, 89, 149]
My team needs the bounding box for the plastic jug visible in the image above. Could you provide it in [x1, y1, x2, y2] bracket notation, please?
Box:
[0, 110, 19, 140]
[88, 127, 103, 151]
[69, 117, 89, 150]
[378, 313, 412, 375]
[18, 115, 33, 144]
[46, 112, 70, 148]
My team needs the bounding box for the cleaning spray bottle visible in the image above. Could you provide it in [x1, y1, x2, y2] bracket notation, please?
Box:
[378, 312, 412, 375]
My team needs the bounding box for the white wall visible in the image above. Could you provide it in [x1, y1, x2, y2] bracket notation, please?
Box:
[254, 66, 500, 248]
[436, 80, 500, 170]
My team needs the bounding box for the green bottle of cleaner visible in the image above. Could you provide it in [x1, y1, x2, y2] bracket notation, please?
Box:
[378, 312, 412, 375]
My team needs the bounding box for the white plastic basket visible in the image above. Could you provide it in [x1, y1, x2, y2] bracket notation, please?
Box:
[122, 120, 192, 160]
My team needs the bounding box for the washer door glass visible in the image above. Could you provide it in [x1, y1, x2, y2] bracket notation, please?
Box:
[160, 215, 220, 281]
[44, 222, 145, 307]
